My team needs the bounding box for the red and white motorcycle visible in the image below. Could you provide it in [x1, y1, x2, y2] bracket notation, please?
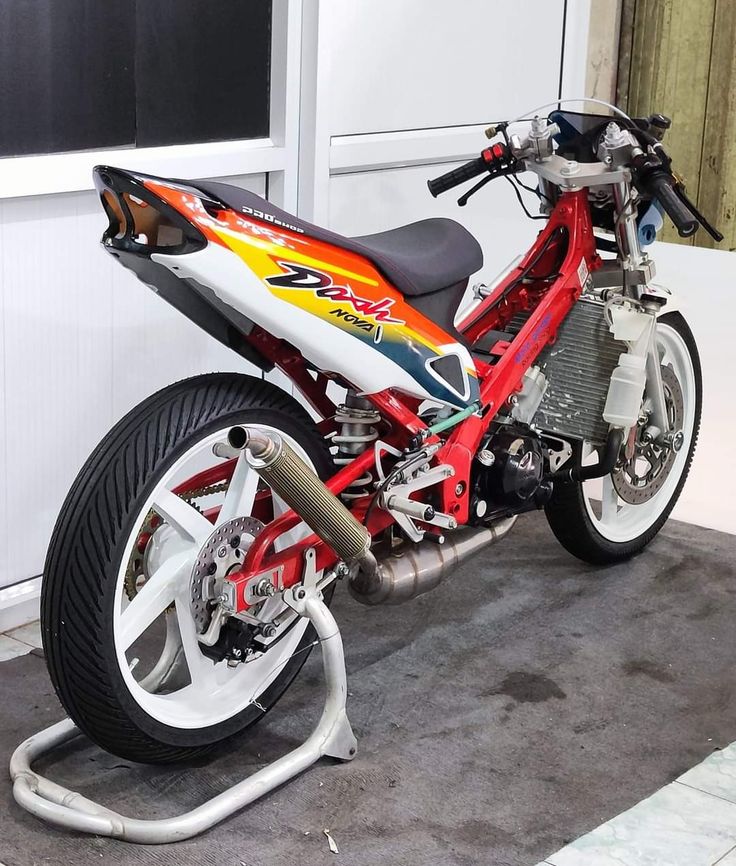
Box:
[34, 104, 718, 821]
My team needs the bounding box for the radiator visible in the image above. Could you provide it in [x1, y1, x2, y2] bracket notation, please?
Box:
[514, 298, 626, 445]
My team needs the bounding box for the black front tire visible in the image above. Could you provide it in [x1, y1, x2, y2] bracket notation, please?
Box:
[544, 312, 702, 565]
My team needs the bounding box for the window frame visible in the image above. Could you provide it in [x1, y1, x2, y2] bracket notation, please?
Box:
[0, 0, 300, 208]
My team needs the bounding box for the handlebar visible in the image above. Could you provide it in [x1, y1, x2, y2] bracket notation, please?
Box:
[427, 144, 513, 198]
[640, 169, 699, 238]
[426, 118, 722, 243]
[427, 156, 488, 198]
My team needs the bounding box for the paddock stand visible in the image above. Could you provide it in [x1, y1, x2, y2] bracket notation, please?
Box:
[9, 567, 357, 843]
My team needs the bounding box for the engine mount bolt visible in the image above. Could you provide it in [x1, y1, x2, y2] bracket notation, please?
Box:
[477, 449, 495, 467]
[455, 482, 466, 496]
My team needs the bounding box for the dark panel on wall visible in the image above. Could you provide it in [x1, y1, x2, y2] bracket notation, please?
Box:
[0, 0, 135, 157]
[135, 0, 272, 147]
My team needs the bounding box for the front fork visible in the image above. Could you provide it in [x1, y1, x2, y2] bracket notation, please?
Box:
[604, 180, 671, 445]
[644, 314, 670, 438]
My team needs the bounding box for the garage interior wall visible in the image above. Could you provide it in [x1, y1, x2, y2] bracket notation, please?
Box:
[617, 0, 736, 251]
[0, 0, 305, 625]
[0, 0, 732, 628]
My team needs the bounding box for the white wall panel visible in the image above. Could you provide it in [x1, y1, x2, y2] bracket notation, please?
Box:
[0, 202, 7, 590]
[328, 161, 541, 318]
[324, 0, 566, 136]
[0, 174, 266, 588]
[650, 242, 736, 534]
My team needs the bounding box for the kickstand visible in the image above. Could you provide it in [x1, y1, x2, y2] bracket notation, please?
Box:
[9, 581, 356, 844]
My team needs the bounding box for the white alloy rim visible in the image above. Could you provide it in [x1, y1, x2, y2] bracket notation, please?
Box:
[582, 323, 696, 543]
[113, 425, 316, 729]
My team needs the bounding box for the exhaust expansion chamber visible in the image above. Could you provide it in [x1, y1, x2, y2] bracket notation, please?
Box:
[348, 518, 516, 605]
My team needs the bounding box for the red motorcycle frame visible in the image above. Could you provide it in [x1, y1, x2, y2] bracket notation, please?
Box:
[172, 189, 600, 614]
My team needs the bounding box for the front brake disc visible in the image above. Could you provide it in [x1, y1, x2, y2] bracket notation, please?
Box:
[612, 364, 684, 504]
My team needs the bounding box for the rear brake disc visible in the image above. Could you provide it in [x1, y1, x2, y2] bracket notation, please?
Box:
[189, 516, 264, 633]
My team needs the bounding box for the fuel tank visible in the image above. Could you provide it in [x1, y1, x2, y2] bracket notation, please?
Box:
[94, 166, 480, 409]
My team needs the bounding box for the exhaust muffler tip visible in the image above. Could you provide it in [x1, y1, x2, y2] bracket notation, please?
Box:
[227, 425, 249, 450]
[226, 425, 372, 566]
[227, 426, 280, 463]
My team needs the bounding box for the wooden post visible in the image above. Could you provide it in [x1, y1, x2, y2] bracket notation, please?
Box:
[697, 0, 736, 250]
[617, 0, 720, 246]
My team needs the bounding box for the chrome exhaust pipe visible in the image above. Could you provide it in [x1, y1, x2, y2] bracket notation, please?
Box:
[349, 517, 516, 606]
[227, 426, 375, 571]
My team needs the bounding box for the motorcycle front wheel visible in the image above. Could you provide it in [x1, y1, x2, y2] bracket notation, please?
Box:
[41, 373, 334, 764]
[545, 311, 702, 564]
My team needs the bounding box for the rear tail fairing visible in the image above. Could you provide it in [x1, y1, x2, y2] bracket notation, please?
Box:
[94, 166, 274, 371]
[95, 166, 479, 408]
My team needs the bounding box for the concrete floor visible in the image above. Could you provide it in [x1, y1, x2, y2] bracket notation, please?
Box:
[1, 512, 735, 866]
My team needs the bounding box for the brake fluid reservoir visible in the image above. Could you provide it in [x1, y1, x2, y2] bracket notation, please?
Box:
[602, 353, 647, 428]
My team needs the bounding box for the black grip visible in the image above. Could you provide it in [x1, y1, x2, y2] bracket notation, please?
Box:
[647, 172, 699, 238]
[427, 156, 487, 197]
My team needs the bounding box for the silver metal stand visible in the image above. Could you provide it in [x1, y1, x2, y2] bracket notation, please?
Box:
[9, 583, 356, 843]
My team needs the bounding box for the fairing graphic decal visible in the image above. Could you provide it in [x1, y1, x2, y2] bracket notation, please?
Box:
[265, 262, 406, 328]
[143, 177, 479, 408]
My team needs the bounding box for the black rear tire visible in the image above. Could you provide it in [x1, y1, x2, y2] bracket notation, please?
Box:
[41, 373, 334, 764]
[544, 312, 702, 565]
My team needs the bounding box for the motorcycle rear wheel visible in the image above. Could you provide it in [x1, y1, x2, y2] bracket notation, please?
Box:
[545, 312, 701, 564]
[41, 372, 334, 764]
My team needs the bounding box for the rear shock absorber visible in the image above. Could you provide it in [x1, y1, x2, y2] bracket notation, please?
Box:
[332, 392, 381, 501]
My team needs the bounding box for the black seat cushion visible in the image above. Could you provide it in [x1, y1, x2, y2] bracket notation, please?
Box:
[194, 181, 483, 297]
[352, 219, 482, 296]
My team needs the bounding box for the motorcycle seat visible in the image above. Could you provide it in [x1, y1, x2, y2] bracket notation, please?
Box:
[195, 182, 483, 298]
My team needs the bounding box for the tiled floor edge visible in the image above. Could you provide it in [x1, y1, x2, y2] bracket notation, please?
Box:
[540, 773, 736, 866]
[676, 780, 736, 807]
[713, 845, 736, 865]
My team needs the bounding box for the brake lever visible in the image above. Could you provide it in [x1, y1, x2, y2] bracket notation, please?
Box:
[673, 183, 724, 243]
[457, 173, 494, 207]
[457, 163, 518, 207]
